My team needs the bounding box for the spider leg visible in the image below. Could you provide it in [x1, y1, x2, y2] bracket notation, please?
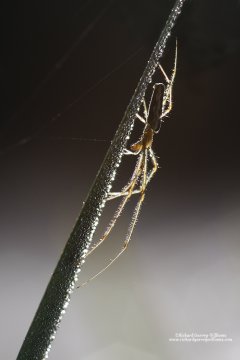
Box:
[161, 82, 173, 118]
[80, 153, 144, 262]
[119, 152, 144, 194]
[107, 189, 140, 201]
[108, 154, 156, 215]
[108, 152, 144, 199]
[158, 40, 177, 84]
[135, 97, 148, 124]
[158, 40, 177, 119]
[79, 150, 148, 287]
[108, 149, 158, 201]
[158, 63, 170, 83]
[123, 148, 139, 155]
[136, 113, 146, 124]
[147, 148, 159, 183]
[143, 98, 148, 119]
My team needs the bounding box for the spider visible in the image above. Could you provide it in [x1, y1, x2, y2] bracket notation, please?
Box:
[79, 42, 177, 286]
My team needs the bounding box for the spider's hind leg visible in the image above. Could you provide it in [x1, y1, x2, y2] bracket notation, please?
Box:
[79, 150, 148, 287]
[80, 153, 145, 263]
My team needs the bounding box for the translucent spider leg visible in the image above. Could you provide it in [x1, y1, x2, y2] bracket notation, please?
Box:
[107, 148, 157, 201]
[84, 141, 157, 265]
[82, 152, 145, 261]
[136, 113, 146, 124]
[147, 148, 158, 183]
[80, 150, 148, 287]
[159, 40, 177, 118]
[134, 98, 148, 124]
[108, 152, 144, 200]
[142, 98, 148, 120]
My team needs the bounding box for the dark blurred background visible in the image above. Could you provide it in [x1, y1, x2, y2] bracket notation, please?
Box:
[1, 1, 240, 359]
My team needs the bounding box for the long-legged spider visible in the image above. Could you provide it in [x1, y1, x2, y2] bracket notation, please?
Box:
[79, 42, 177, 286]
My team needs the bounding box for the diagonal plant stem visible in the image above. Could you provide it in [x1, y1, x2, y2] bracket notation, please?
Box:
[17, 1, 187, 359]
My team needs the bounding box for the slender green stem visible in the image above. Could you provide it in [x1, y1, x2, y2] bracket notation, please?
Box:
[17, 1, 187, 359]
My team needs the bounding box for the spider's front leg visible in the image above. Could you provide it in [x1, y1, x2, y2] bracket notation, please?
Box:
[158, 40, 177, 119]
[135, 97, 148, 124]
